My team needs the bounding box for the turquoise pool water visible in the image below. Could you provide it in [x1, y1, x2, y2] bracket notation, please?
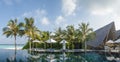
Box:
[0, 44, 24, 49]
[0, 49, 116, 62]
[0, 44, 118, 62]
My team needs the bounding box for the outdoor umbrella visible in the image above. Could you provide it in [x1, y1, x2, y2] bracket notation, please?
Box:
[46, 39, 57, 48]
[33, 40, 41, 48]
[106, 40, 114, 44]
[46, 39, 57, 43]
[104, 40, 115, 56]
[114, 39, 120, 43]
[33, 40, 41, 43]
[114, 39, 120, 52]
[106, 40, 115, 47]
[60, 40, 67, 50]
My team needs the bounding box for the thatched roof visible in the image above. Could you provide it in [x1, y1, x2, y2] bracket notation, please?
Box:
[87, 22, 116, 48]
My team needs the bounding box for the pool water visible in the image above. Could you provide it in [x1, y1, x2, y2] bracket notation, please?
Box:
[0, 44, 24, 49]
[0, 49, 28, 62]
[0, 49, 116, 62]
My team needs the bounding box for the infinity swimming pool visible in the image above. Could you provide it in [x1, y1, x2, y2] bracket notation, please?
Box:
[0, 49, 117, 62]
[0, 44, 24, 49]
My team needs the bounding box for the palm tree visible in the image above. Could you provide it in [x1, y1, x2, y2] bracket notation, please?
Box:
[41, 31, 49, 49]
[24, 17, 41, 49]
[66, 25, 76, 49]
[54, 27, 66, 41]
[79, 22, 95, 53]
[52, 27, 66, 49]
[3, 19, 24, 61]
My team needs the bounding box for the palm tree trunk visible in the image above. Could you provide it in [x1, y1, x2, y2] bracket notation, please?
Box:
[51, 43, 52, 49]
[72, 41, 74, 49]
[29, 38, 31, 50]
[67, 43, 70, 49]
[28, 37, 31, 52]
[85, 41, 86, 54]
[14, 36, 17, 62]
[14, 36, 17, 53]
[44, 43, 46, 49]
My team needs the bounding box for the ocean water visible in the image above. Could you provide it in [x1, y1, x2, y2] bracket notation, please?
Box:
[0, 44, 24, 49]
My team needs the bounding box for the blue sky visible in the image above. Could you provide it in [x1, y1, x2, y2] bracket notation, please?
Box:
[0, 0, 120, 44]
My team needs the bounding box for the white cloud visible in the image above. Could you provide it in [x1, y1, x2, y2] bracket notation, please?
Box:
[2, 0, 21, 5]
[89, 0, 115, 16]
[22, 12, 31, 17]
[21, 9, 50, 26]
[22, 9, 46, 21]
[55, 15, 65, 25]
[91, 7, 113, 15]
[22, 9, 46, 18]
[109, 13, 120, 30]
[62, 0, 77, 16]
[41, 17, 50, 25]
[86, 0, 120, 30]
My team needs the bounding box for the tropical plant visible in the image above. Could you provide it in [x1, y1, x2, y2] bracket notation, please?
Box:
[51, 27, 65, 49]
[79, 22, 95, 53]
[66, 25, 76, 49]
[23, 17, 41, 49]
[41, 31, 49, 49]
[3, 19, 24, 54]
[20, 18, 95, 50]
[54, 27, 66, 41]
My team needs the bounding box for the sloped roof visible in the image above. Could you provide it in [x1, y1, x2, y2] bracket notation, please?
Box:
[87, 22, 115, 47]
[116, 30, 120, 39]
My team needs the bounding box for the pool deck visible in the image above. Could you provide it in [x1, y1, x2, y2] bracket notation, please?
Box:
[30, 48, 120, 53]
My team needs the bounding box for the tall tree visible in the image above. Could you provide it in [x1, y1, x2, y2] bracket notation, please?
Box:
[41, 31, 49, 49]
[66, 25, 76, 49]
[79, 22, 95, 53]
[54, 27, 66, 41]
[3, 19, 24, 50]
[24, 17, 41, 49]
[3, 19, 24, 61]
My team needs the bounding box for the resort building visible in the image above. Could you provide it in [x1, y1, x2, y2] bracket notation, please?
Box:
[87, 22, 120, 49]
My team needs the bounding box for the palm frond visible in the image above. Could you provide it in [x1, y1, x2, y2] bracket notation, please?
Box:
[3, 30, 13, 37]
[18, 22, 25, 27]
[3, 27, 9, 32]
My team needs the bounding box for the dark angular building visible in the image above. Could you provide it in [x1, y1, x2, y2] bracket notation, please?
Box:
[87, 22, 120, 49]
